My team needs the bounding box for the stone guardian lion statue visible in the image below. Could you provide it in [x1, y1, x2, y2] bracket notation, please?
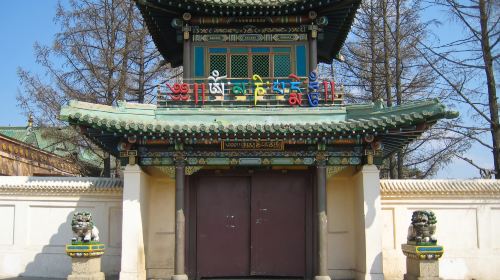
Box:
[71, 211, 100, 242]
[407, 210, 437, 244]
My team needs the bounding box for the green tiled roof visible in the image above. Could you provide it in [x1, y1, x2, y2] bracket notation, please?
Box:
[60, 99, 457, 134]
[60, 99, 457, 158]
[0, 127, 65, 156]
[0, 126, 102, 167]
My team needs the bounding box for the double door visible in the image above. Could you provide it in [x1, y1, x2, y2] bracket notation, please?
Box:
[194, 171, 311, 278]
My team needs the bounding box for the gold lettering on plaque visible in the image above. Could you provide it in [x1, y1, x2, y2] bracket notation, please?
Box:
[221, 140, 284, 151]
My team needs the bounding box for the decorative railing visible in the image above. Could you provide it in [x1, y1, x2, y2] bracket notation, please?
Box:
[157, 71, 344, 108]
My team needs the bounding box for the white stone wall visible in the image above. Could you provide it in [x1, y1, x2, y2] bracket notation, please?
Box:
[381, 198, 500, 280]
[0, 188, 122, 278]
[1, 175, 499, 280]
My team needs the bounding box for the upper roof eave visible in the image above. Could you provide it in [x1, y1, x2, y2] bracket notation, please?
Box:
[135, 0, 362, 66]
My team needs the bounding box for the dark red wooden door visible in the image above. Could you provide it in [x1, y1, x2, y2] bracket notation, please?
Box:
[196, 176, 251, 277]
[251, 171, 306, 276]
[194, 171, 308, 278]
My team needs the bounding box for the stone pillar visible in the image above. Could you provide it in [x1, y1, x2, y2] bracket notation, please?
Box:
[315, 157, 331, 280]
[354, 164, 384, 280]
[120, 164, 147, 280]
[172, 158, 188, 280]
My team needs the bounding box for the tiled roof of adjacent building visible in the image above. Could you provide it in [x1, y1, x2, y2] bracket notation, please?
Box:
[380, 179, 500, 198]
[0, 126, 103, 172]
[0, 176, 123, 195]
[0, 126, 68, 157]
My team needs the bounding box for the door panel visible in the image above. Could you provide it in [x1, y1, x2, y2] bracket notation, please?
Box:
[251, 171, 307, 276]
[196, 176, 251, 277]
[194, 171, 309, 278]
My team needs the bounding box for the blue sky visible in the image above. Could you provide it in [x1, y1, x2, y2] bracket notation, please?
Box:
[0, 0, 60, 124]
[0, 1, 493, 178]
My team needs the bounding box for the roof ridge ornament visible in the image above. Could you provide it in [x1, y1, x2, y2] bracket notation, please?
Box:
[373, 99, 386, 110]
[116, 100, 127, 108]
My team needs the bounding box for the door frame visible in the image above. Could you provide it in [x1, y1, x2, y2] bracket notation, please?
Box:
[185, 168, 315, 280]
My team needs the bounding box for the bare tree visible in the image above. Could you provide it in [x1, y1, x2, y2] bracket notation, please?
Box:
[338, 0, 469, 178]
[16, 0, 172, 175]
[418, 0, 499, 178]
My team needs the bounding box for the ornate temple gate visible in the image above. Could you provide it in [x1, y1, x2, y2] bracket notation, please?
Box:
[59, 1, 458, 278]
[189, 170, 313, 278]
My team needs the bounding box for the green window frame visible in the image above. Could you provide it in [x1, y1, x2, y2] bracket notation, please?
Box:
[252, 54, 270, 77]
[230, 55, 249, 78]
[205, 45, 294, 78]
[273, 54, 291, 78]
[209, 54, 227, 76]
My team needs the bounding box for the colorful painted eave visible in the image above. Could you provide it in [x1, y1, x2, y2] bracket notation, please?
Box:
[60, 99, 457, 135]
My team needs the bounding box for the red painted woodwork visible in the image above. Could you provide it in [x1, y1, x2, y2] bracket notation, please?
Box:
[251, 171, 306, 276]
[196, 176, 251, 277]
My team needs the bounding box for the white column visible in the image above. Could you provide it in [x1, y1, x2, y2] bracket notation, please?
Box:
[354, 164, 384, 280]
[172, 160, 188, 280]
[120, 164, 147, 280]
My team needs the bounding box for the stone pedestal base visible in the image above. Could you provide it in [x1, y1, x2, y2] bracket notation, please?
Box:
[403, 258, 441, 280]
[314, 275, 331, 280]
[402, 244, 443, 280]
[67, 257, 105, 280]
[171, 274, 188, 280]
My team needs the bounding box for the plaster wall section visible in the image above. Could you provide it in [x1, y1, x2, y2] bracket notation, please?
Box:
[146, 176, 175, 279]
[0, 192, 122, 278]
[141, 169, 151, 276]
[381, 197, 500, 280]
[326, 176, 356, 279]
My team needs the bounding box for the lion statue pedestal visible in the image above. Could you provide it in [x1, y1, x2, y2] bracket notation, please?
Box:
[402, 210, 443, 280]
[66, 212, 105, 280]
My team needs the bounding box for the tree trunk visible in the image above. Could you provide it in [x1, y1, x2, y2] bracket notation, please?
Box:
[479, 0, 500, 178]
[382, 0, 392, 107]
[397, 151, 404, 178]
[389, 155, 397, 179]
[369, 0, 379, 101]
[104, 0, 117, 105]
[138, 28, 146, 104]
[395, 0, 405, 178]
[117, 0, 135, 101]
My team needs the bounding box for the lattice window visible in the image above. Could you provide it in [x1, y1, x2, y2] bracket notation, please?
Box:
[252, 55, 270, 77]
[230, 55, 248, 78]
[209, 55, 227, 76]
[274, 54, 291, 78]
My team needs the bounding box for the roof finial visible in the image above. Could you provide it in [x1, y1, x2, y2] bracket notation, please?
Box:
[28, 114, 34, 128]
